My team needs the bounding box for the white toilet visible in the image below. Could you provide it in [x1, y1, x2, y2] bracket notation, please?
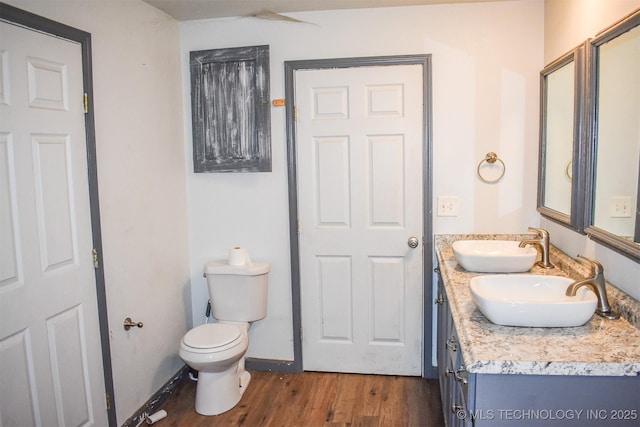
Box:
[179, 258, 269, 416]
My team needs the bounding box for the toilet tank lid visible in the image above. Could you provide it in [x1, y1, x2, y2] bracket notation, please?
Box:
[204, 260, 270, 276]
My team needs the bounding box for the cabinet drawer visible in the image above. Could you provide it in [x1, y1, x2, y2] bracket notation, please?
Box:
[452, 381, 469, 426]
[447, 326, 470, 399]
[446, 325, 459, 361]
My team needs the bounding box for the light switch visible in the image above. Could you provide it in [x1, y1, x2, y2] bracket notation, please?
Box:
[609, 196, 632, 218]
[437, 196, 459, 217]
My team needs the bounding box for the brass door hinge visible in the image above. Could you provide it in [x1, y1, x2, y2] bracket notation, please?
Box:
[92, 248, 99, 269]
[83, 93, 89, 113]
[105, 393, 111, 410]
[293, 105, 298, 121]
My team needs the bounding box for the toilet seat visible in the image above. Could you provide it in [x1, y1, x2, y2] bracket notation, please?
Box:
[182, 323, 242, 353]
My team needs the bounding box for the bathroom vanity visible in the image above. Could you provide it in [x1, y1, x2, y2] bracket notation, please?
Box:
[435, 235, 640, 427]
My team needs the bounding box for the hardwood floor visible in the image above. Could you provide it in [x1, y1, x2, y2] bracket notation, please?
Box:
[158, 371, 444, 426]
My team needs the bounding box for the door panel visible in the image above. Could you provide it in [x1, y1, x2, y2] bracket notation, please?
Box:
[296, 65, 423, 375]
[369, 135, 405, 226]
[317, 256, 352, 340]
[315, 136, 351, 226]
[0, 132, 22, 290]
[370, 256, 405, 342]
[0, 21, 107, 426]
[32, 134, 77, 271]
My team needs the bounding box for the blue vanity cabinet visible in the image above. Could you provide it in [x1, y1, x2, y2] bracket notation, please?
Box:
[435, 272, 448, 399]
[436, 269, 640, 427]
[436, 272, 473, 427]
[471, 373, 639, 426]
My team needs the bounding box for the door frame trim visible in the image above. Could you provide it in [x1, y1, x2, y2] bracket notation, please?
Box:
[0, 4, 116, 424]
[284, 55, 435, 378]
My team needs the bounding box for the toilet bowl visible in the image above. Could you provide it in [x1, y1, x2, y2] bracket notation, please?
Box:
[179, 322, 250, 415]
[179, 253, 269, 416]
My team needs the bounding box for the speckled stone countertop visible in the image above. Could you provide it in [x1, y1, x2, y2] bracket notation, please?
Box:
[435, 234, 640, 377]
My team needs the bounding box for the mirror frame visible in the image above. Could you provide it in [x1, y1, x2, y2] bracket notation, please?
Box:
[584, 9, 640, 262]
[537, 44, 587, 232]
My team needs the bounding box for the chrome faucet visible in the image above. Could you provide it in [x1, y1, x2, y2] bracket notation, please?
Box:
[565, 255, 620, 320]
[518, 227, 554, 269]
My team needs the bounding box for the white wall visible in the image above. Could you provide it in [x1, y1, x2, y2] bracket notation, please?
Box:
[545, 0, 640, 64]
[543, 0, 640, 299]
[4, 1, 191, 424]
[180, 0, 544, 361]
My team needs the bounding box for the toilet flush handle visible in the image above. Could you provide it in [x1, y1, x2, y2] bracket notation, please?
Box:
[123, 317, 144, 331]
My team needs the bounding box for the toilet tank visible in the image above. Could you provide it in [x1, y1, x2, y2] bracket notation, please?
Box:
[204, 261, 269, 322]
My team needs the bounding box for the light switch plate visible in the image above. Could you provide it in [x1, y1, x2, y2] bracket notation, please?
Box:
[437, 196, 459, 217]
[609, 196, 632, 218]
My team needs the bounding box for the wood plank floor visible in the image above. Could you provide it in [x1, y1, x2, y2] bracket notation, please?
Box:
[158, 371, 444, 426]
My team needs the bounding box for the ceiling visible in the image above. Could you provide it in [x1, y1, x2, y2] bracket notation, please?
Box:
[143, 0, 515, 21]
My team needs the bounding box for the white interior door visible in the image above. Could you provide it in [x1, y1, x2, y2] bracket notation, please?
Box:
[0, 22, 108, 426]
[295, 64, 424, 375]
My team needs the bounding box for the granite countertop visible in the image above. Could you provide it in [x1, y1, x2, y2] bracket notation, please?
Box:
[435, 234, 640, 377]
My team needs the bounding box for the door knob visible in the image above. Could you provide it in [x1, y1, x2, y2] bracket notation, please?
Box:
[407, 236, 420, 248]
[123, 317, 143, 331]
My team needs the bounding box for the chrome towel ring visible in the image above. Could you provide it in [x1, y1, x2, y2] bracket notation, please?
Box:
[477, 152, 505, 183]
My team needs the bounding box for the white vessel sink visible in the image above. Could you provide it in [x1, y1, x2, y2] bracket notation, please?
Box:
[452, 240, 537, 273]
[469, 274, 597, 327]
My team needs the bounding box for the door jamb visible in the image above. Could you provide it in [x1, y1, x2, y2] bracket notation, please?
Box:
[284, 55, 436, 378]
[0, 4, 117, 424]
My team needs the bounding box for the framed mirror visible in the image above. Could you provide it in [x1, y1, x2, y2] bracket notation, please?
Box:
[585, 9, 640, 261]
[537, 44, 586, 231]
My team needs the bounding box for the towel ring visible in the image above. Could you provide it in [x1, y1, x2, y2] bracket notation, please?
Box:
[565, 159, 572, 181]
[477, 152, 505, 183]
